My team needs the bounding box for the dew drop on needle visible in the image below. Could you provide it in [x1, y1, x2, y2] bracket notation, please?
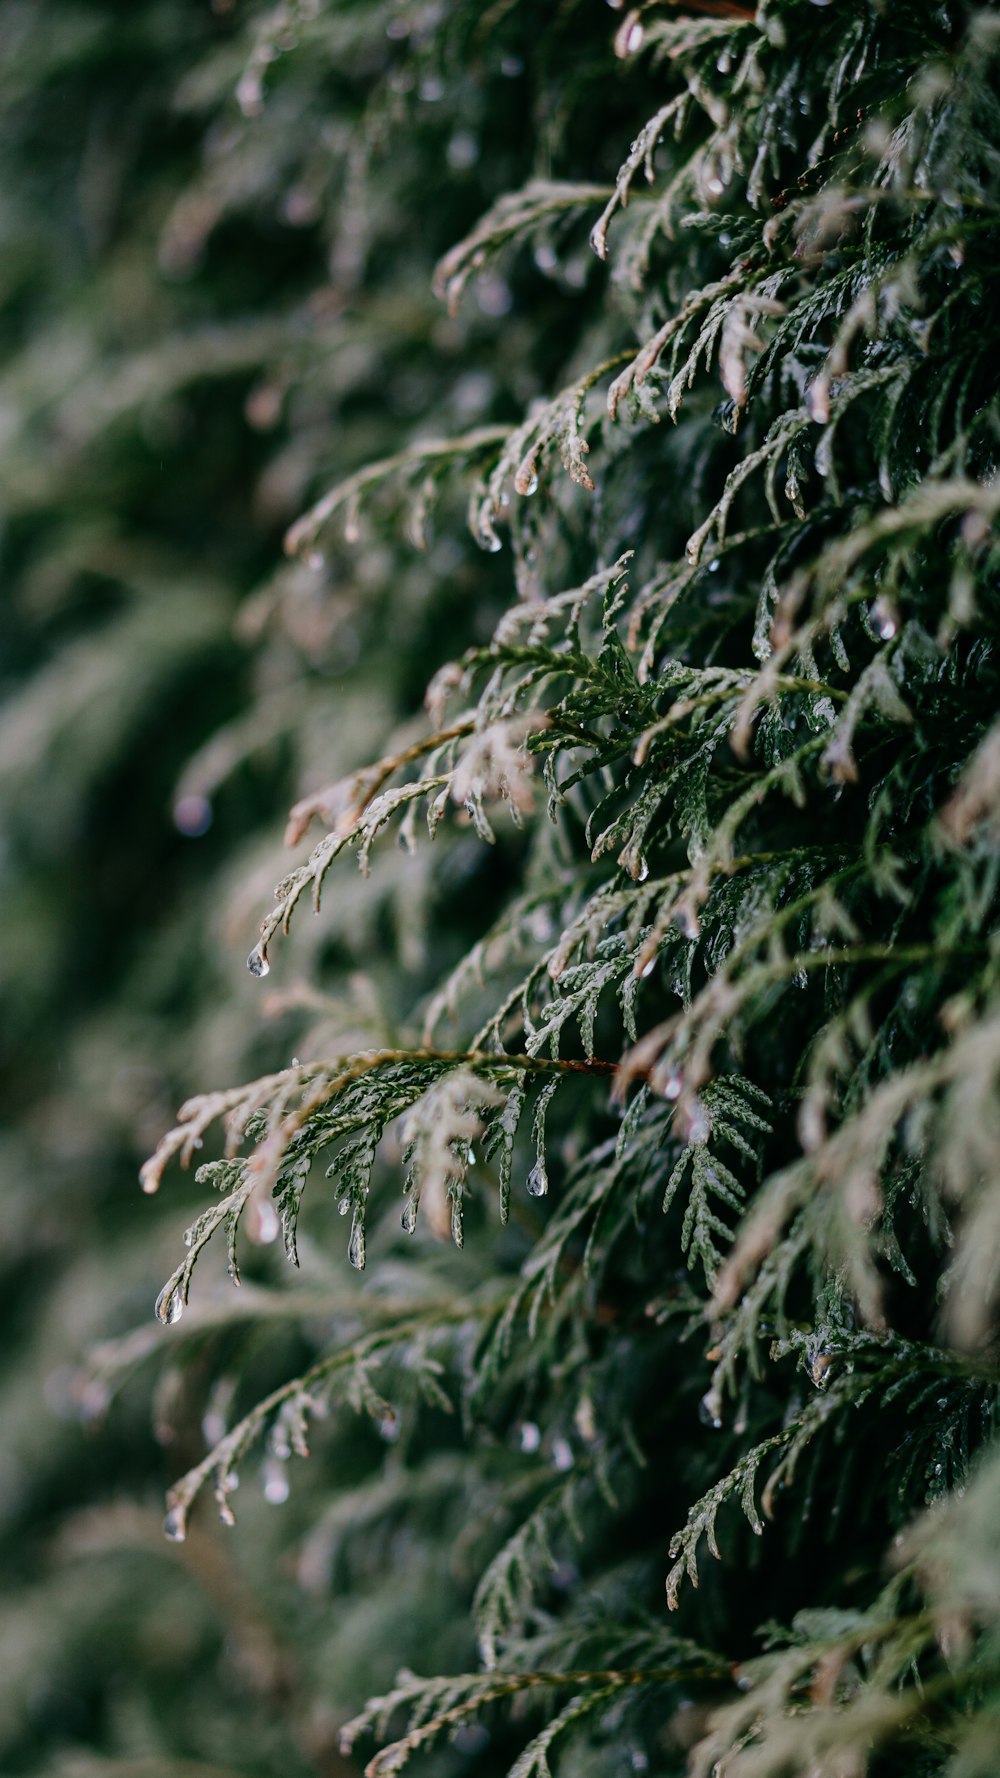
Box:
[154, 1284, 184, 1326]
[163, 1505, 187, 1543]
[526, 1161, 548, 1198]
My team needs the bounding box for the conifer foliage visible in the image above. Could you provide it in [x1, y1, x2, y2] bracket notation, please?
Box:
[4, 3, 1000, 1776]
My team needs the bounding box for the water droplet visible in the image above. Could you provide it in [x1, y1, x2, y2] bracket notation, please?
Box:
[807, 1344, 834, 1388]
[401, 1195, 418, 1233]
[640, 955, 656, 979]
[263, 1460, 290, 1505]
[247, 945, 270, 978]
[252, 1195, 280, 1245]
[520, 1421, 541, 1453]
[163, 1505, 187, 1542]
[307, 551, 325, 572]
[486, 533, 502, 554]
[686, 1105, 710, 1145]
[173, 794, 213, 837]
[871, 598, 898, 640]
[807, 380, 830, 424]
[79, 1378, 111, 1423]
[552, 1437, 574, 1472]
[236, 72, 264, 117]
[348, 1212, 366, 1270]
[202, 1410, 226, 1446]
[526, 1161, 548, 1198]
[663, 1068, 684, 1102]
[218, 1499, 236, 1527]
[625, 22, 644, 51]
[155, 1283, 184, 1326]
[447, 131, 478, 171]
[698, 1388, 723, 1430]
[521, 473, 538, 496]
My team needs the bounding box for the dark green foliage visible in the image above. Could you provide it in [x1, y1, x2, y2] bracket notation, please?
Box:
[4, 3, 1000, 1777]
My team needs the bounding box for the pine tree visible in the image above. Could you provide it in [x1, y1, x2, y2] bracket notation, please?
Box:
[4, 4, 1000, 1777]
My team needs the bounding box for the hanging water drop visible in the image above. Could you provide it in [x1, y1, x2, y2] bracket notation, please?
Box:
[401, 1195, 418, 1233]
[163, 1504, 187, 1543]
[663, 1068, 684, 1102]
[807, 1344, 834, 1388]
[625, 21, 644, 52]
[552, 1437, 574, 1472]
[348, 1212, 366, 1270]
[174, 794, 212, 837]
[640, 954, 656, 979]
[519, 1420, 541, 1453]
[871, 597, 898, 640]
[307, 550, 325, 571]
[218, 1499, 236, 1527]
[686, 1103, 710, 1145]
[263, 1459, 291, 1505]
[698, 1388, 723, 1430]
[521, 473, 538, 496]
[247, 944, 270, 978]
[252, 1194, 280, 1245]
[806, 378, 830, 424]
[154, 1283, 184, 1326]
[526, 1161, 548, 1198]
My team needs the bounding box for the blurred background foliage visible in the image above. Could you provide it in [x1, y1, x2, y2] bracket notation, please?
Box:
[0, 3, 626, 1771]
